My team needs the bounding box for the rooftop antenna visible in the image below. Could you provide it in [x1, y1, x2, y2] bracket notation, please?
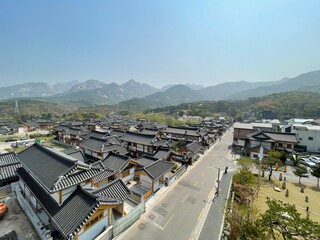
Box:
[14, 99, 20, 115]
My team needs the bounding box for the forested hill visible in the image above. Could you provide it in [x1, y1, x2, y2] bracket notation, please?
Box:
[146, 91, 320, 120]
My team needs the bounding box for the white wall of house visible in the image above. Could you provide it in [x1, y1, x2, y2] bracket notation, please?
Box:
[122, 167, 135, 183]
[153, 179, 159, 192]
[295, 129, 320, 152]
[78, 217, 108, 240]
[163, 172, 170, 180]
[140, 174, 152, 189]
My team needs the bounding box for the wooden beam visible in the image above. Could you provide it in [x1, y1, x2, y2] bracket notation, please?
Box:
[58, 191, 62, 205]
[122, 201, 125, 216]
[108, 208, 111, 225]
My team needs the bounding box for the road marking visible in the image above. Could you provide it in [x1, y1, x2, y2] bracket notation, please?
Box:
[201, 170, 205, 176]
[198, 207, 204, 221]
[163, 214, 174, 230]
[181, 194, 189, 204]
[208, 190, 213, 200]
[194, 181, 198, 186]
[144, 217, 163, 230]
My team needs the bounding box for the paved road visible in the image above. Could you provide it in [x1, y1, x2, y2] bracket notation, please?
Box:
[117, 130, 234, 240]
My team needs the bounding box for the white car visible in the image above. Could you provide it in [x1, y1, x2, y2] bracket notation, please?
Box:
[300, 158, 317, 168]
[309, 156, 320, 164]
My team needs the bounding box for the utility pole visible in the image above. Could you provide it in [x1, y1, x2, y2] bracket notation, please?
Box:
[14, 99, 20, 115]
[258, 144, 263, 187]
[214, 167, 221, 197]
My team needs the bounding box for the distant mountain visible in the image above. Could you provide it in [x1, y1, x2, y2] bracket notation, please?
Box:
[53, 80, 80, 93]
[198, 81, 269, 100]
[48, 79, 158, 105]
[120, 85, 203, 110]
[229, 70, 320, 99]
[0, 81, 79, 100]
[184, 83, 204, 90]
[161, 83, 204, 91]
[67, 79, 106, 92]
[0, 82, 56, 100]
[119, 79, 158, 97]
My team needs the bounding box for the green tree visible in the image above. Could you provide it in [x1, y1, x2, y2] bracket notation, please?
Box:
[255, 198, 320, 240]
[310, 165, 320, 188]
[237, 157, 254, 171]
[293, 164, 309, 184]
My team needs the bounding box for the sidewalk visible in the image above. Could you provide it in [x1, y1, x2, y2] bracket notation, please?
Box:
[199, 172, 233, 240]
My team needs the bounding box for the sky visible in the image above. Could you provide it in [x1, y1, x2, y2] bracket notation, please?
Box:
[1, 0, 320, 88]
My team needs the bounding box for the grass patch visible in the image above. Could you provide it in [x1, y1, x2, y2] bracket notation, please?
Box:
[253, 177, 320, 223]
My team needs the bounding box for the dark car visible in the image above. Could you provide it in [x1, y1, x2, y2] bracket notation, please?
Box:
[5, 139, 16, 142]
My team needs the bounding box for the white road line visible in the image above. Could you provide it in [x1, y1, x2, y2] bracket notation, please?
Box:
[163, 214, 175, 230]
[198, 207, 205, 222]
[181, 194, 189, 204]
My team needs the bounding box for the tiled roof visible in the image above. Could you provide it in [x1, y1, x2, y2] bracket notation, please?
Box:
[109, 130, 125, 137]
[92, 168, 115, 183]
[80, 136, 123, 152]
[140, 129, 159, 135]
[66, 127, 83, 135]
[0, 152, 19, 165]
[82, 130, 109, 140]
[112, 146, 129, 155]
[17, 144, 90, 192]
[162, 126, 202, 137]
[92, 178, 131, 204]
[153, 148, 171, 160]
[65, 149, 86, 162]
[16, 168, 99, 239]
[247, 131, 298, 143]
[0, 154, 22, 182]
[186, 142, 202, 153]
[52, 167, 104, 191]
[143, 161, 175, 180]
[134, 156, 158, 167]
[121, 131, 157, 146]
[102, 152, 131, 172]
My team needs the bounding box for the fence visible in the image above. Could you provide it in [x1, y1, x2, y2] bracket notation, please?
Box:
[113, 200, 145, 237]
[15, 186, 47, 240]
[96, 200, 145, 240]
[168, 165, 187, 186]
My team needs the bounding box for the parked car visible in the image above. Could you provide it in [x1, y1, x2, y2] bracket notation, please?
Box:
[5, 138, 16, 142]
[309, 156, 320, 164]
[299, 158, 317, 167]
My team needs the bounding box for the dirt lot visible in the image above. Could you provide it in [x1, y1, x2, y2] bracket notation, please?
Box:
[0, 193, 39, 240]
[253, 177, 320, 223]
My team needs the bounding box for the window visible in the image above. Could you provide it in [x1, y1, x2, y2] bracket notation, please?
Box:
[278, 143, 284, 147]
[287, 144, 292, 148]
[299, 137, 302, 141]
[308, 137, 313, 141]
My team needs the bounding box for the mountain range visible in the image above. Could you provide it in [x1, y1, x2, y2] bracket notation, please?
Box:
[1, 69, 320, 110]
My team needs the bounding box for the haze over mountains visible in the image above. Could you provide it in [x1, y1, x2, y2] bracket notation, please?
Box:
[1, 69, 320, 109]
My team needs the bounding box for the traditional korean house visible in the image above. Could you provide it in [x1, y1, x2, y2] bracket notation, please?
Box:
[245, 130, 298, 159]
[102, 152, 135, 184]
[135, 160, 175, 196]
[120, 131, 161, 157]
[16, 143, 131, 240]
[80, 136, 127, 162]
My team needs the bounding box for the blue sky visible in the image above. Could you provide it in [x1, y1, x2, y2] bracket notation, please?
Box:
[1, 0, 320, 88]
